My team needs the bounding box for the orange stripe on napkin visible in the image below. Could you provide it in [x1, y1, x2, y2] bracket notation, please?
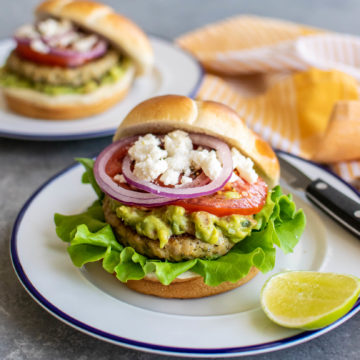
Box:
[177, 16, 321, 75]
[178, 16, 360, 190]
[332, 161, 360, 189]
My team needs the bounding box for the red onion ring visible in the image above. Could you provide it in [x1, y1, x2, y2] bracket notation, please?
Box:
[14, 36, 31, 45]
[181, 172, 210, 188]
[42, 30, 75, 44]
[48, 39, 107, 59]
[15, 30, 76, 43]
[94, 137, 175, 207]
[14, 35, 107, 66]
[122, 133, 233, 199]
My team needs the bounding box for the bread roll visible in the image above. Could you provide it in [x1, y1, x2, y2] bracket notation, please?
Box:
[3, 62, 135, 120]
[114, 95, 280, 187]
[126, 267, 259, 298]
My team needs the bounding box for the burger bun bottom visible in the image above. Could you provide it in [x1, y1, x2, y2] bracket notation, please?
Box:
[125, 266, 259, 299]
[2, 62, 136, 120]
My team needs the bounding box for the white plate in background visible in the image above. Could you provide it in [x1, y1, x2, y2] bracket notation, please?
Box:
[0, 36, 203, 140]
[10, 153, 360, 357]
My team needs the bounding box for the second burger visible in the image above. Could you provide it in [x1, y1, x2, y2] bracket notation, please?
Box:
[0, 0, 154, 120]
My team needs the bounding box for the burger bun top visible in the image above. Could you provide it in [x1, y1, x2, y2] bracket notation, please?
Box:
[114, 95, 280, 187]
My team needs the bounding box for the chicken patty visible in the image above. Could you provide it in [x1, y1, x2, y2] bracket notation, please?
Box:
[6, 50, 120, 86]
[103, 196, 235, 262]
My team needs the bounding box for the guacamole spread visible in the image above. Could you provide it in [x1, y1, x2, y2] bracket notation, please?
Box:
[107, 197, 258, 248]
[0, 59, 131, 96]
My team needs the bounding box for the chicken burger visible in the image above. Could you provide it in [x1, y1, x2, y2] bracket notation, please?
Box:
[55, 95, 306, 298]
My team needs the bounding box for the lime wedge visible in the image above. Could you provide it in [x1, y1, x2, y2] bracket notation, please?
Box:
[261, 271, 360, 330]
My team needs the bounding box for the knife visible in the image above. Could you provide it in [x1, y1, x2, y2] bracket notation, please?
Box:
[277, 154, 360, 239]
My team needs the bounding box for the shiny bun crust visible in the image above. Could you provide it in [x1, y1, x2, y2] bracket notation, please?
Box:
[36, 0, 154, 74]
[3, 64, 135, 120]
[114, 95, 280, 187]
[126, 266, 259, 298]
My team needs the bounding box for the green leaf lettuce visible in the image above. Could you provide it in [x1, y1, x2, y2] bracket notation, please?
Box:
[54, 159, 306, 286]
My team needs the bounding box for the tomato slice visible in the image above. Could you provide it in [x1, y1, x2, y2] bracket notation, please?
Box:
[105, 146, 130, 178]
[15, 43, 89, 67]
[103, 143, 268, 216]
[173, 177, 268, 216]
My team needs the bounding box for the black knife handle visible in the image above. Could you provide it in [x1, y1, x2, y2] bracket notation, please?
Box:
[306, 178, 360, 239]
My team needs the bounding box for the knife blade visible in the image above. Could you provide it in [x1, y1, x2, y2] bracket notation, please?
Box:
[277, 154, 360, 239]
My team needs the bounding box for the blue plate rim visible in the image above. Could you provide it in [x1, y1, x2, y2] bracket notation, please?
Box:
[0, 36, 204, 141]
[10, 151, 360, 356]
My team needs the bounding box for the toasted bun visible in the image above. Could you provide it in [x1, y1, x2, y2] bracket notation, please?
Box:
[126, 266, 259, 299]
[114, 95, 280, 187]
[36, 0, 154, 74]
[2, 63, 135, 120]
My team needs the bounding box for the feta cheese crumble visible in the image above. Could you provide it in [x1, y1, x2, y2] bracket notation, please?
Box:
[30, 39, 50, 54]
[190, 149, 222, 180]
[180, 176, 193, 185]
[164, 130, 193, 156]
[72, 35, 98, 53]
[126, 130, 224, 186]
[160, 168, 180, 186]
[38, 18, 64, 37]
[121, 131, 259, 187]
[231, 148, 258, 183]
[133, 158, 168, 182]
[229, 172, 240, 183]
[128, 134, 167, 162]
[15, 18, 101, 53]
[114, 174, 126, 183]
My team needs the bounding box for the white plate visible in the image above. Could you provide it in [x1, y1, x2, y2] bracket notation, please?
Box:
[0, 36, 203, 140]
[10, 152, 360, 357]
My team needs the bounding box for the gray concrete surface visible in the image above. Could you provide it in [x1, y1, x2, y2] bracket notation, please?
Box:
[1, 1, 360, 359]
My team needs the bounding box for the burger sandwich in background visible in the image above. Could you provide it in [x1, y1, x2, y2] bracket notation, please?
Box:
[0, 0, 154, 120]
